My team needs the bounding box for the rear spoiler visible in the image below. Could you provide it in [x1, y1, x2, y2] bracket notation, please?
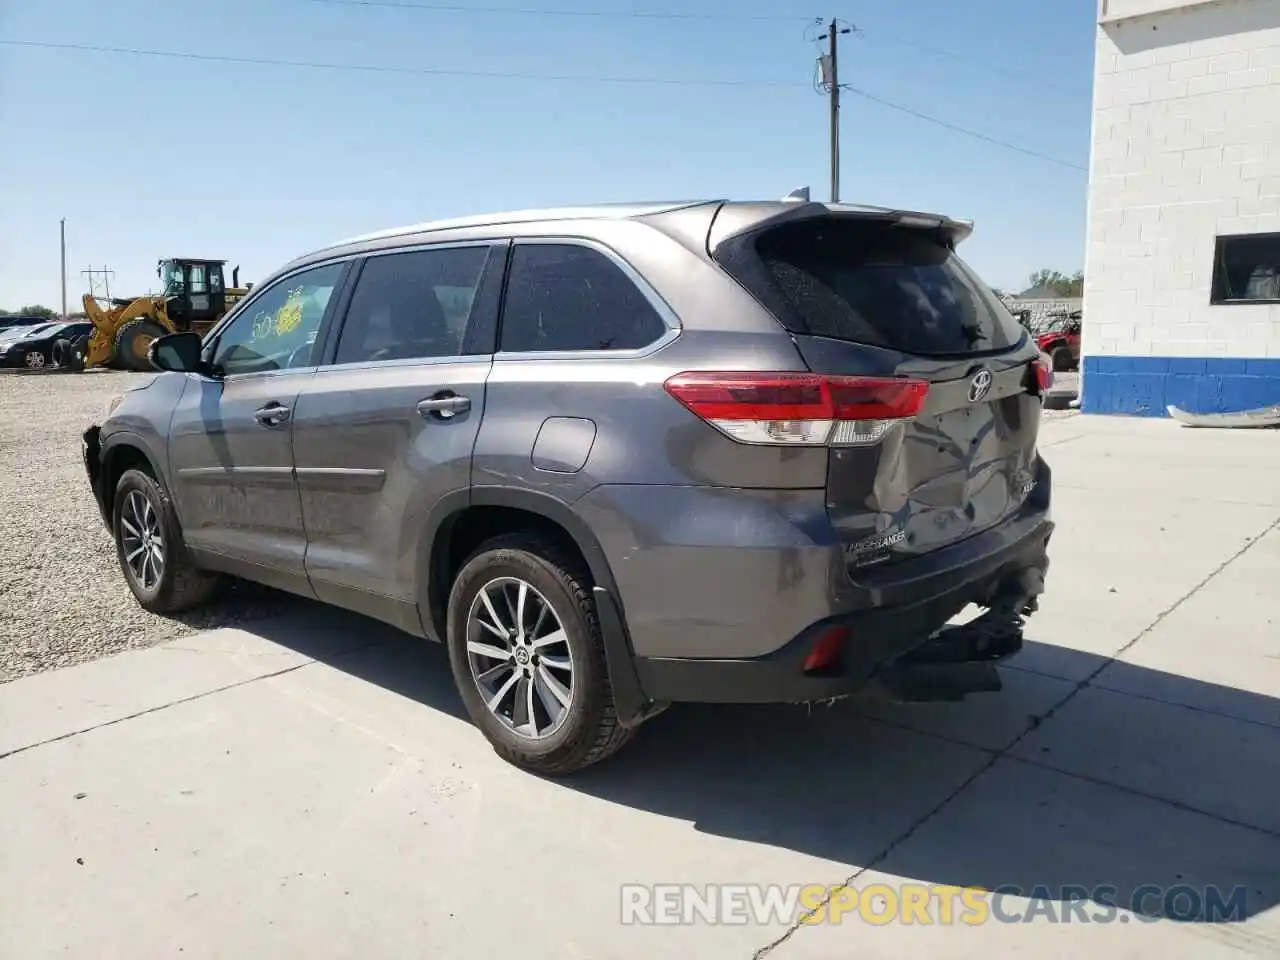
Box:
[707, 201, 975, 252]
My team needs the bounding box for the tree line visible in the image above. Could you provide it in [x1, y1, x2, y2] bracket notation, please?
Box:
[0, 305, 87, 320]
[1024, 269, 1084, 298]
[991, 270, 1084, 302]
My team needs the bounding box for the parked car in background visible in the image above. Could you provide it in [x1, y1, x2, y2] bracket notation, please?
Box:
[0, 321, 94, 369]
[0, 322, 60, 352]
[0, 323, 55, 342]
[82, 198, 1055, 775]
[1035, 312, 1082, 371]
[0, 314, 51, 331]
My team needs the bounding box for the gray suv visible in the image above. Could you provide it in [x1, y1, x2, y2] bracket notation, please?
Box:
[82, 199, 1054, 774]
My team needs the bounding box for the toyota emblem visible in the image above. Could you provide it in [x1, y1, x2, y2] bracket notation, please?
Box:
[968, 369, 993, 403]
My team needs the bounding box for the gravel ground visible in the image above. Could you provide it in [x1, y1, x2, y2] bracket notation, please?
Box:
[0, 369, 305, 683]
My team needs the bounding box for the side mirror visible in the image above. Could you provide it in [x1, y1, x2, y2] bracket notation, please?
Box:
[149, 331, 205, 373]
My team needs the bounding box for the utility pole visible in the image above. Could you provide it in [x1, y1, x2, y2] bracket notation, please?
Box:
[82, 265, 115, 302]
[59, 219, 68, 320]
[817, 18, 853, 203]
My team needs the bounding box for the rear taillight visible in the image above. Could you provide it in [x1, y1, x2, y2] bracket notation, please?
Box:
[1032, 356, 1053, 394]
[663, 372, 929, 446]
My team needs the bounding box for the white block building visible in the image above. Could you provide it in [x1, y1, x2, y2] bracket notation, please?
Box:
[1083, 0, 1280, 414]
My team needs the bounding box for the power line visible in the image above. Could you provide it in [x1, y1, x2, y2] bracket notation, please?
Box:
[310, 1, 1065, 92]
[0, 38, 800, 87]
[305, 0, 806, 21]
[0, 37, 1084, 171]
[866, 30, 1073, 91]
[840, 84, 1086, 171]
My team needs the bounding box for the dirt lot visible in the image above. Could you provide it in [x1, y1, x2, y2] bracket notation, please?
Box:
[0, 369, 302, 683]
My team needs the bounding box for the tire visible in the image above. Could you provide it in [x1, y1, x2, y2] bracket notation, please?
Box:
[68, 334, 89, 372]
[112, 468, 220, 614]
[112, 319, 168, 372]
[21, 349, 47, 369]
[445, 533, 635, 775]
[1049, 345, 1073, 372]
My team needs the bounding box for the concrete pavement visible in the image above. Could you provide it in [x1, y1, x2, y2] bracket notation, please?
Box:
[2, 412, 1278, 958]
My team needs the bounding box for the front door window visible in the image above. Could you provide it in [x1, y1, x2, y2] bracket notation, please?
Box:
[210, 262, 345, 376]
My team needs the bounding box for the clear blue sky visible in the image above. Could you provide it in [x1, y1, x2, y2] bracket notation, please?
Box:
[0, 0, 1093, 310]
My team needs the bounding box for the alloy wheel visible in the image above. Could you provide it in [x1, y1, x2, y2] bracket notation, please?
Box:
[465, 577, 574, 740]
[120, 490, 165, 591]
[23, 351, 44, 369]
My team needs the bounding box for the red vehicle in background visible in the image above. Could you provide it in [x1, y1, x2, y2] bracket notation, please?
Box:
[1035, 312, 1081, 372]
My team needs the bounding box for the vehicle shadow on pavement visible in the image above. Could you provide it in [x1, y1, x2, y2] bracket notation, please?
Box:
[221, 599, 472, 722]
[572, 657, 1279, 925]
[244, 605, 1280, 926]
[166, 579, 320, 633]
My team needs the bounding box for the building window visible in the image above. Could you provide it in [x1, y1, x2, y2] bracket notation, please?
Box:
[1212, 233, 1280, 304]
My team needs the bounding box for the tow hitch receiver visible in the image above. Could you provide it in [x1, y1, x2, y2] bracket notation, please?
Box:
[870, 606, 1027, 703]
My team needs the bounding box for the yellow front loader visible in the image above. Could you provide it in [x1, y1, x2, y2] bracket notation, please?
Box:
[71, 258, 251, 371]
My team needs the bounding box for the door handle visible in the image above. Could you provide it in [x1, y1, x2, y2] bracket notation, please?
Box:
[417, 394, 471, 420]
[254, 403, 291, 426]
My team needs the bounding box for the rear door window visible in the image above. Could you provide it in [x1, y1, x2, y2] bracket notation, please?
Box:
[717, 217, 1025, 357]
[332, 246, 492, 364]
[499, 243, 669, 353]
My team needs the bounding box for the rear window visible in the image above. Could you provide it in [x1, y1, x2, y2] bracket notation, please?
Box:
[717, 217, 1025, 357]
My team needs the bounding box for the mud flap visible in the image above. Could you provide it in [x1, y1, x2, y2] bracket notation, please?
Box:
[869, 606, 1026, 703]
[81, 426, 109, 529]
[592, 585, 669, 729]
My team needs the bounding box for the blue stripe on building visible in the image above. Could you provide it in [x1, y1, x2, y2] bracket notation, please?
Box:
[1081, 356, 1280, 417]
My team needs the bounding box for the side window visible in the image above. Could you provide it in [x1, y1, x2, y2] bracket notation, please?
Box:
[499, 244, 668, 353]
[211, 262, 344, 376]
[333, 246, 491, 365]
[189, 264, 208, 295]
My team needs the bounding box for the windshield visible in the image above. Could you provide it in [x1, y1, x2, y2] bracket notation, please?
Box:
[160, 261, 185, 295]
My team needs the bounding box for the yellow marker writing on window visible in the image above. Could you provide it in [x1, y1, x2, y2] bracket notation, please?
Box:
[274, 288, 304, 336]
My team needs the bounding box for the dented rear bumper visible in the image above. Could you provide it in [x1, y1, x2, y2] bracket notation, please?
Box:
[633, 512, 1051, 705]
